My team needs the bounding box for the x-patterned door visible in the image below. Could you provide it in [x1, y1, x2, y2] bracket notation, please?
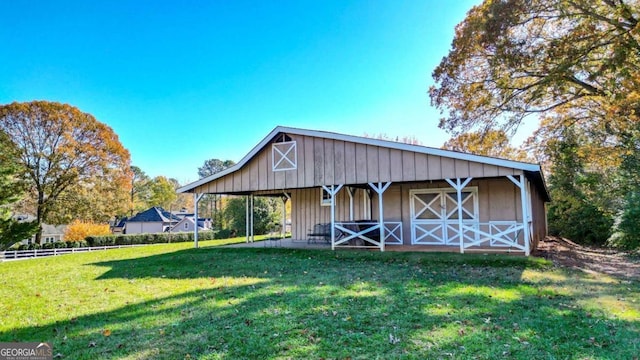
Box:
[410, 188, 478, 245]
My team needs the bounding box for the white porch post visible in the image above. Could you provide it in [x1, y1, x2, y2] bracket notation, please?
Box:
[250, 194, 255, 242]
[445, 178, 472, 254]
[368, 182, 391, 252]
[507, 174, 531, 256]
[282, 193, 290, 237]
[347, 187, 355, 221]
[193, 193, 205, 248]
[323, 185, 343, 250]
[245, 196, 250, 243]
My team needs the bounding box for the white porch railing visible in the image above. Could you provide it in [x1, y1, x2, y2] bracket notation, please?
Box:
[411, 220, 529, 252]
[460, 221, 527, 252]
[333, 221, 403, 247]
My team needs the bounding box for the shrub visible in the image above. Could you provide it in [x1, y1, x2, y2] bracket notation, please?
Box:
[64, 220, 111, 242]
[214, 229, 231, 239]
[548, 195, 613, 246]
[66, 241, 87, 248]
[86, 234, 116, 247]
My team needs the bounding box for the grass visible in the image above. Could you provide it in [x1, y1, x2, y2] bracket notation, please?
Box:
[0, 239, 638, 359]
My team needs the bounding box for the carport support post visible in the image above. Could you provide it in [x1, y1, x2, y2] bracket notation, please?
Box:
[446, 178, 472, 254]
[369, 182, 391, 252]
[250, 194, 255, 242]
[323, 185, 343, 251]
[193, 193, 205, 248]
[245, 196, 250, 243]
[507, 174, 531, 256]
[347, 187, 355, 221]
[282, 193, 290, 238]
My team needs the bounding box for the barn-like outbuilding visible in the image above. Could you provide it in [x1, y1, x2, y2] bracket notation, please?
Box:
[178, 126, 549, 255]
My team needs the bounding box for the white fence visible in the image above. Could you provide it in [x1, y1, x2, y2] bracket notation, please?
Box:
[1, 244, 154, 261]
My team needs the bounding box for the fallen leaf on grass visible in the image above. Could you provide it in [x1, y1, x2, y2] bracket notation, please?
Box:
[102, 329, 111, 337]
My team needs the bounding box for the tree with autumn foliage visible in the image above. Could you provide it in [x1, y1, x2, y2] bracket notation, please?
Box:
[0, 101, 131, 244]
[431, 0, 640, 139]
[431, 0, 640, 248]
[442, 129, 530, 161]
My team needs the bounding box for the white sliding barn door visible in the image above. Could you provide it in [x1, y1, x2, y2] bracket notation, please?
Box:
[410, 189, 478, 245]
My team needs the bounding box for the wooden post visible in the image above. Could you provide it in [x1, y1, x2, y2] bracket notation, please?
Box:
[347, 187, 355, 221]
[245, 196, 250, 243]
[282, 192, 290, 238]
[520, 174, 531, 256]
[368, 182, 391, 252]
[250, 194, 255, 242]
[194, 193, 204, 248]
[507, 174, 531, 256]
[446, 178, 472, 254]
[323, 185, 343, 251]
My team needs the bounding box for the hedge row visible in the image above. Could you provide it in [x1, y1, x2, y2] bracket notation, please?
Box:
[86, 230, 218, 246]
[14, 230, 223, 250]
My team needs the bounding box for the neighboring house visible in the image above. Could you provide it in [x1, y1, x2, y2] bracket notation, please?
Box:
[14, 215, 66, 245]
[171, 216, 212, 233]
[123, 207, 181, 234]
[110, 217, 127, 234]
[178, 126, 550, 255]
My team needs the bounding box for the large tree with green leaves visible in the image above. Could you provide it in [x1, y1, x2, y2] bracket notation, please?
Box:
[545, 128, 613, 245]
[0, 130, 38, 249]
[223, 196, 281, 236]
[130, 166, 151, 215]
[148, 176, 178, 209]
[0, 101, 131, 243]
[198, 159, 236, 228]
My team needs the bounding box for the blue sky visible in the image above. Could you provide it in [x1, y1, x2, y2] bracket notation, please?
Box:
[1, 0, 485, 184]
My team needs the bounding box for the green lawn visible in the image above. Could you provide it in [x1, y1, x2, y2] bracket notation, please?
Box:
[0, 239, 638, 359]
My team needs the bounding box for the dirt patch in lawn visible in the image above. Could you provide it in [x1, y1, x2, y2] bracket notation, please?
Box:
[535, 236, 640, 280]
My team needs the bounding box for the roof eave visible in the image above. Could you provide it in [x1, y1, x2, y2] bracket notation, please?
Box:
[177, 125, 544, 193]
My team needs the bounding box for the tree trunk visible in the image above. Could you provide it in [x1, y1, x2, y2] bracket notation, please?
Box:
[35, 190, 44, 245]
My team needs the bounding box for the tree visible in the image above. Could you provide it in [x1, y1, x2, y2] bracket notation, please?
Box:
[0, 130, 38, 249]
[130, 166, 151, 215]
[430, 0, 640, 248]
[223, 197, 281, 236]
[442, 129, 530, 161]
[198, 159, 236, 228]
[198, 159, 236, 178]
[545, 128, 613, 245]
[430, 0, 640, 139]
[0, 101, 131, 244]
[148, 176, 177, 209]
[169, 177, 194, 212]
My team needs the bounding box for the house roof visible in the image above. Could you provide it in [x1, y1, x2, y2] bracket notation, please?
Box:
[172, 216, 207, 230]
[127, 207, 181, 223]
[14, 215, 66, 235]
[178, 126, 548, 197]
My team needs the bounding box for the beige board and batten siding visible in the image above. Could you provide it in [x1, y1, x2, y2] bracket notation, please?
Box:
[192, 134, 521, 194]
[290, 178, 530, 245]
